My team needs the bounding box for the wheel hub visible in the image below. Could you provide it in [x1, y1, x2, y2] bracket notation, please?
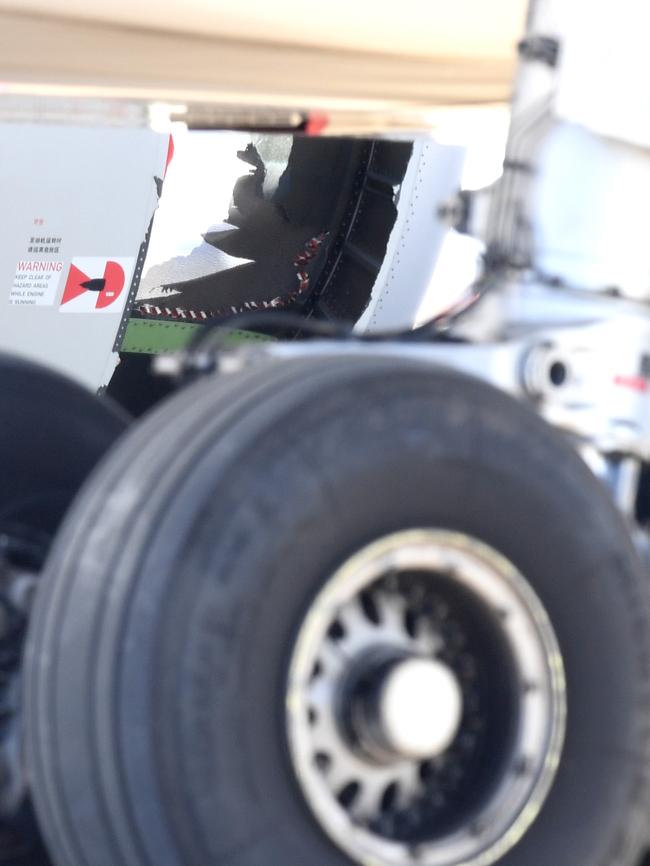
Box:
[344, 652, 464, 765]
[286, 530, 566, 866]
[375, 657, 463, 761]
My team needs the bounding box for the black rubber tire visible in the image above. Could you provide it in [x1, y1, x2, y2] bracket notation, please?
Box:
[0, 353, 129, 534]
[25, 356, 650, 866]
[0, 353, 128, 865]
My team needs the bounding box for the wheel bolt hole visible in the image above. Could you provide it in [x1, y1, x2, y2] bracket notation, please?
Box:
[328, 619, 346, 641]
[381, 782, 399, 813]
[360, 591, 381, 625]
[404, 608, 418, 639]
[549, 360, 567, 387]
[337, 781, 360, 809]
[314, 752, 332, 773]
[419, 760, 435, 782]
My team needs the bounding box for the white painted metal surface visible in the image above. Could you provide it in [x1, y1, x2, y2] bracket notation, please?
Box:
[0, 125, 168, 389]
[356, 139, 466, 332]
[0, 1, 526, 127]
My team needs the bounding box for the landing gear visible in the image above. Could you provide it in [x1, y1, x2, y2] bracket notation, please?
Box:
[23, 356, 650, 866]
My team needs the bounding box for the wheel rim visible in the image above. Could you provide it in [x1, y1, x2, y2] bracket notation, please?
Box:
[286, 530, 566, 866]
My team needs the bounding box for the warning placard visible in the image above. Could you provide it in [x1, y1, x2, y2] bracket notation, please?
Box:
[60, 257, 135, 314]
[11, 260, 64, 306]
[0, 125, 169, 389]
